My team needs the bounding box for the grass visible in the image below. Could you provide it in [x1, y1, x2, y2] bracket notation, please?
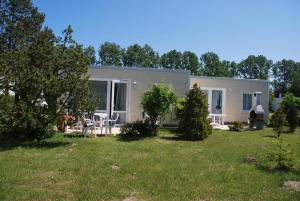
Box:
[0, 128, 300, 201]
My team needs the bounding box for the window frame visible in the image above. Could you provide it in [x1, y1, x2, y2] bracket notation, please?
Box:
[200, 87, 226, 115]
[242, 92, 253, 112]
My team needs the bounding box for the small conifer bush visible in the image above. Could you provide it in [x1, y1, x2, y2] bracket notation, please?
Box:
[176, 84, 212, 140]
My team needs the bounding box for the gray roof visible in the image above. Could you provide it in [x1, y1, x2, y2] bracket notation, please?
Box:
[89, 65, 270, 83]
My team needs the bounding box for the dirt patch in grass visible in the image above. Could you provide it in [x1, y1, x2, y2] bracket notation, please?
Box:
[122, 192, 144, 201]
[122, 196, 140, 201]
[111, 164, 120, 170]
[156, 139, 170, 144]
[284, 181, 300, 191]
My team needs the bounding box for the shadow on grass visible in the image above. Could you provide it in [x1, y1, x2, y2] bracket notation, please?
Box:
[64, 132, 107, 138]
[117, 134, 153, 142]
[0, 135, 70, 151]
[159, 135, 204, 142]
[63, 133, 85, 138]
[256, 164, 300, 176]
[261, 134, 277, 138]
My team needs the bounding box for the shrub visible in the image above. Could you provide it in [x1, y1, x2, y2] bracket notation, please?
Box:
[271, 109, 287, 138]
[266, 138, 294, 170]
[120, 119, 157, 137]
[265, 109, 294, 171]
[0, 95, 14, 135]
[229, 121, 243, 132]
[176, 84, 212, 140]
[280, 93, 300, 132]
[141, 83, 177, 135]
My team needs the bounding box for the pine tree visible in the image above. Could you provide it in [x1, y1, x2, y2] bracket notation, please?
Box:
[0, 0, 96, 140]
[177, 84, 212, 140]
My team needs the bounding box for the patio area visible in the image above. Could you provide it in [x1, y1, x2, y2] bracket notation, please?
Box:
[65, 126, 121, 136]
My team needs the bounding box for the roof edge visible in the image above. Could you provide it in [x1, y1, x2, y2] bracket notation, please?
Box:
[190, 75, 270, 83]
[89, 65, 191, 74]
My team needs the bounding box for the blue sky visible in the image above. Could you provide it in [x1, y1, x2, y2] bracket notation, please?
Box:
[33, 0, 300, 62]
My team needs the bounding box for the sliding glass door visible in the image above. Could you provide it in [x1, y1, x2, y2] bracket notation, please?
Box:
[111, 81, 127, 124]
[90, 79, 128, 124]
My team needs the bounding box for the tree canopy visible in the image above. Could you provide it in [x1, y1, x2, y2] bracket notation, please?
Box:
[84, 45, 96, 65]
[0, 0, 96, 140]
[237, 55, 271, 80]
[199, 52, 234, 77]
[98, 42, 124, 66]
[141, 44, 160, 68]
[272, 59, 300, 96]
[160, 50, 183, 69]
[182, 51, 200, 75]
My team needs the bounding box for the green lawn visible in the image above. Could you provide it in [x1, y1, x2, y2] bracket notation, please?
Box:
[0, 128, 300, 201]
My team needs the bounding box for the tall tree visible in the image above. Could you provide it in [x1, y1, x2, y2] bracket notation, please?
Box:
[182, 51, 200, 75]
[290, 64, 300, 97]
[83, 45, 96, 65]
[0, 0, 45, 95]
[272, 59, 298, 95]
[160, 50, 183, 69]
[237, 55, 271, 79]
[98, 42, 123, 66]
[142, 44, 160, 68]
[123, 44, 145, 67]
[199, 52, 229, 77]
[0, 0, 95, 140]
[122, 44, 160, 68]
[222, 60, 238, 78]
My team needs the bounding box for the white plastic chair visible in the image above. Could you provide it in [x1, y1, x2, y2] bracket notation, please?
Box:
[101, 113, 119, 135]
[79, 115, 95, 138]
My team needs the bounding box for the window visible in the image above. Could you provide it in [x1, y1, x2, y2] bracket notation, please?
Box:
[91, 81, 108, 110]
[201, 88, 225, 114]
[243, 93, 252, 111]
[256, 93, 262, 105]
[211, 90, 223, 114]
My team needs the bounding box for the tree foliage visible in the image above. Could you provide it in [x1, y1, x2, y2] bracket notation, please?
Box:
[84, 45, 96, 65]
[98, 42, 124, 66]
[160, 50, 183, 69]
[199, 52, 234, 77]
[123, 44, 145, 67]
[222, 60, 238, 77]
[182, 51, 200, 75]
[176, 84, 212, 140]
[123, 44, 159, 67]
[141, 83, 177, 135]
[271, 109, 287, 138]
[266, 138, 294, 170]
[237, 55, 271, 79]
[289, 65, 300, 97]
[141, 44, 160, 68]
[0, 0, 96, 140]
[280, 93, 300, 132]
[272, 59, 299, 95]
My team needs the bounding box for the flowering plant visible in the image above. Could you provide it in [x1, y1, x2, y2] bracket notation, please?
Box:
[64, 115, 76, 126]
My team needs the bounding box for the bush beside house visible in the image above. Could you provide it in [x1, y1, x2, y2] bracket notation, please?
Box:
[176, 84, 212, 140]
[121, 83, 177, 136]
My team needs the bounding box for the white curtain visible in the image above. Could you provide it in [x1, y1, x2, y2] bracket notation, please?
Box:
[114, 83, 127, 111]
[211, 90, 222, 114]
